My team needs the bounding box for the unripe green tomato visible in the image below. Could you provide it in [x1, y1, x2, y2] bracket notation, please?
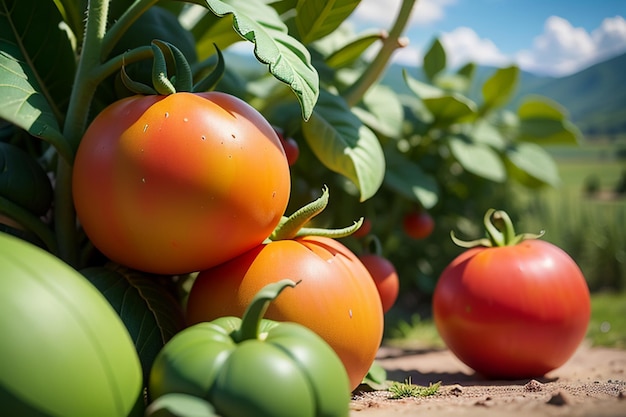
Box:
[0, 233, 144, 417]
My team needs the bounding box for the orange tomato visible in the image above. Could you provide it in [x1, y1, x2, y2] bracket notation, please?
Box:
[73, 92, 290, 274]
[186, 236, 384, 391]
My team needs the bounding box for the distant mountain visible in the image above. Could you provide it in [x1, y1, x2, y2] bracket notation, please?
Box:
[380, 52, 626, 136]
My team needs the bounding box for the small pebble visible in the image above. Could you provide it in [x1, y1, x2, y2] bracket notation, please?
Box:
[524, 379, 544, 392]
[546, 390, 571, 406]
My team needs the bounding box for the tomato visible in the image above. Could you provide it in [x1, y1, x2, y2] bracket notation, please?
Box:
[433, 210, 591, 379]
[358, 253, 399, 313]
[274, 127, 300, 166]
[0, 232, 143, 417]
[403, 210, 434, 239]
[186, 236, 384, 391]
[73, 92, 290, 274]
[352, 218, 372, 239]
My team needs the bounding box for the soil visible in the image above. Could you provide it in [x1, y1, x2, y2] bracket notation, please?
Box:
[350, 342, 626, 417]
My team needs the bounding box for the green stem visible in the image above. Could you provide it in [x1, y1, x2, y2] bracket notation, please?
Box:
[234, 280, 298, 342]
[343, 0, 417, 107]
[270, 185, 330, 240]
[56, 0, 110, 266]
[0, 196, 58, 254]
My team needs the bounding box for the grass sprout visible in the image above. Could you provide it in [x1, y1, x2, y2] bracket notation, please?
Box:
[388, 378, 441, 399]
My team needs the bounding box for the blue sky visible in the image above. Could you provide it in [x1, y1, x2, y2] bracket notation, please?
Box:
[349, 0, 626, 76]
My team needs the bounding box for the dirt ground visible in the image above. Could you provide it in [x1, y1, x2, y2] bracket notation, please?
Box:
[351, 342, 626, 417]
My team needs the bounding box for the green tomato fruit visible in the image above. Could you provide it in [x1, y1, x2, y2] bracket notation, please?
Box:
[0, 233, 144, 417]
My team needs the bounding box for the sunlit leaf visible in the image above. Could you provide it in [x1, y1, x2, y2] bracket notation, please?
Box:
[202, 0, 319, 119]
[384, 146, 439, 209]
[81, 266, 186, 383]
[518, 95, 568, 121]
[0, 0, 74, 161]
[468, 119, 506, 150]
[404, 70, 476, 124]
[423, 38, 446, 81]
[353, 84, 404, 138]
[448, 136, 506, 182]
[325, 30, 383, 68]
[505, 142, 560, 187]
[190, 8, 244, 60]
[296, 0, 361, 44]
[302, 89, 385, 201]
[482, 65, 519, 110]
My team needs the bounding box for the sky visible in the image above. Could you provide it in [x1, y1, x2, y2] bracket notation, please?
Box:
[348, 0, 626, 77]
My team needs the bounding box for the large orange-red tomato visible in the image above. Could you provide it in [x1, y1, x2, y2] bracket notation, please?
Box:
[73, 92, 290, 274]
[186, 235, 385, 391]
[433, 239, 591, 379]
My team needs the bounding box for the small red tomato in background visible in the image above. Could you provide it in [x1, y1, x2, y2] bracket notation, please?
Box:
[274, 127, 300, 166]
[352, 218, 372, 239]
[403, 210, 434, 239]
[358, 253, 399, 314]
[433, 209, 591, 379]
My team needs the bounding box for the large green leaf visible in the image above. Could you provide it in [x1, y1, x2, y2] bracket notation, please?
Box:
[516, 96, 581, 145]
[203, 0, 319, 119]
[0, 0, 74, 161]
[518, 95, 567, 121]
[404, 70, 477, 124]
[302, 89, 385, 201]
[325, 29, 382, 68]
[384, 146, 439, 209]
[423, 38, 446, 82]
[352, 84, 404, 138]
[190, 9, 244, 60]
[81, 266, 186, 384]
[448, 135, 506, 182]
[482, 65, 519, 110]
[295, 0, 361, 44]
[505, 142, 560, 187]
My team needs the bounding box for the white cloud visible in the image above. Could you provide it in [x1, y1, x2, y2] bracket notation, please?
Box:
[516, 15, 626, 76]
[440, 27, 512, 69]
[352, 0, 457, 27]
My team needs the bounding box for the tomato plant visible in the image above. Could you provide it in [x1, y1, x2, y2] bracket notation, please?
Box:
[73, 91, 290, 274]
[151, 280, 351, 417]
[433, 209, 591, 379]
[403, 210, 435, 240]
[186, 189, 384, 391]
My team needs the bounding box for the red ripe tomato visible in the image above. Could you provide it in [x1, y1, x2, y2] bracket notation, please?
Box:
[186, 235, 384, 391]
[73, 92, 290, 274]
[358, 254, 399, 313]
[433, 239, 591, 379]
[403, 210, 434, 239]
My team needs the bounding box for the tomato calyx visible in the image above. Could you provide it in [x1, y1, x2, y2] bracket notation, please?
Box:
[233, 279, 300, 343]
[451, 208, 545, 248]
[121, 40, 224, 95]
[269, 185, 363, 241]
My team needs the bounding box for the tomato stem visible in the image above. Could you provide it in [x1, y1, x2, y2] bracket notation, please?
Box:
[451, 208, 545, 248]
[233, 279, 298, 343]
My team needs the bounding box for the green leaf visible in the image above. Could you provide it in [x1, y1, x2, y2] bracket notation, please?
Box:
[190, 10, 244, 61]
[203, 0, 319, 120]
[0, 0, 75, 161]
[423, 38, 446, 81]
[448, 136, 507, 182]
[81, 266, 186, 384]
[302, 89, 385, 201]
[404, 70, 477, 124]
[352, 84, 404, 138]
[325, 30, 383, 68]
[145, 393, 219, 417]
[505, 142, 560, 187]
[518, 95, 567, 121]
[384, 146, 439, 209]
[268, 0, 299, 16]
[295, 0, 361, 44]
[468, 119, 506, 150]
[457, 62, 475, 79]
[517, 118, 581, 145]
[360, 361, 390, 391]
[482, 65, 519, 110]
